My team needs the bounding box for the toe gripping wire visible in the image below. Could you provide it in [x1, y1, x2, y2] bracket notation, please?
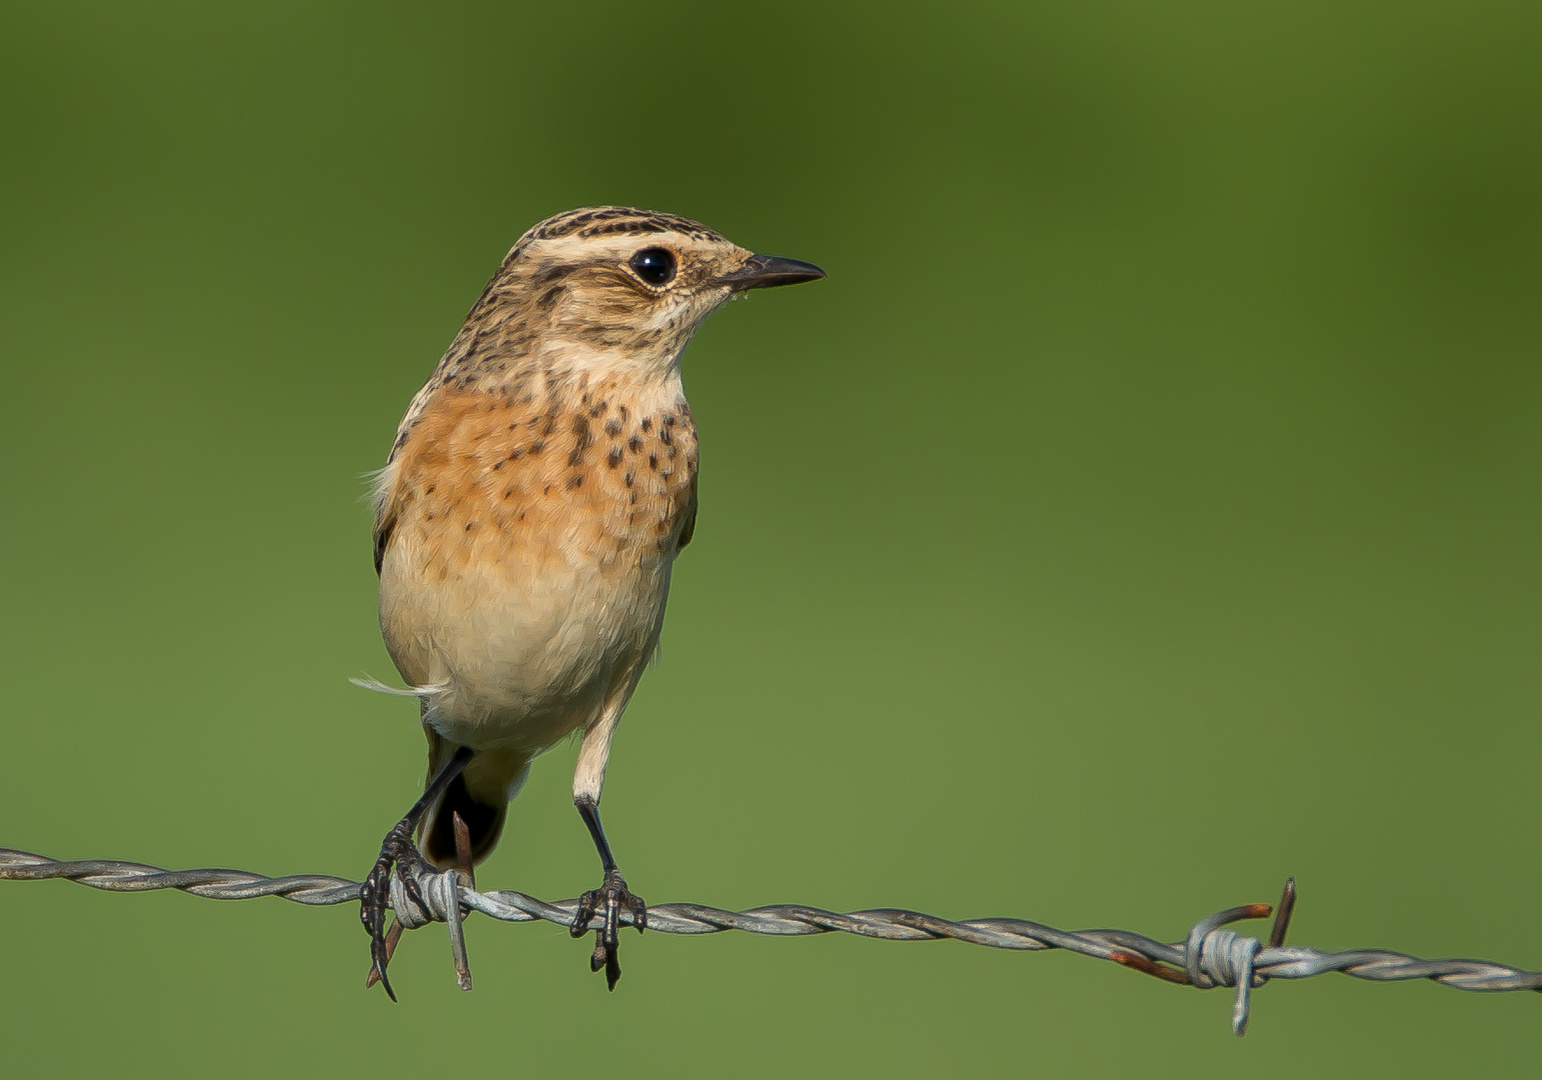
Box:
[4, 851, 1542, 1035]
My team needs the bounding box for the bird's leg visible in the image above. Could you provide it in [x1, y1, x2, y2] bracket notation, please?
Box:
[363, 807, 477, 993]
[569, 795, 646, 990]
[360, 743, 475, 1001]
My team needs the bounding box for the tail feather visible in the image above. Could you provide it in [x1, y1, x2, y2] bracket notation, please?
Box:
[418, 730, 531, 869]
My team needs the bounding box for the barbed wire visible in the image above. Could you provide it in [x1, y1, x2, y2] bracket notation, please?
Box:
[3, 846, 1537, 1035]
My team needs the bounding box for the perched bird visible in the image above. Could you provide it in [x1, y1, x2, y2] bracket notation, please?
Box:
[359, 206, 824, 996]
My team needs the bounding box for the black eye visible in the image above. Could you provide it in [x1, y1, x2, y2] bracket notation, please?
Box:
[629, 246, 676, 286]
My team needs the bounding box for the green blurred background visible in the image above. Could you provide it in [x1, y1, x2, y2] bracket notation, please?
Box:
[2, 1, 1539, 1075]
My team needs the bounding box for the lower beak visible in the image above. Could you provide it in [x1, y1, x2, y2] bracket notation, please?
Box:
[721, 254, 827, 291]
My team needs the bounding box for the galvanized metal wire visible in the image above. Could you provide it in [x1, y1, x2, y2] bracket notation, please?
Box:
[2, 846, 1537, 1035]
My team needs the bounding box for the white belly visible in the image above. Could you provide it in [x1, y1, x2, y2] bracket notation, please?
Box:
[379, 541, 675, 754]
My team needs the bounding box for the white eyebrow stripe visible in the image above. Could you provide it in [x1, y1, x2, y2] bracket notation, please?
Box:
[529, 232, 701, 264]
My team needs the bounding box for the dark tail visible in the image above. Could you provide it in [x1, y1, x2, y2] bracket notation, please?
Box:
[417, 731, 531, 868]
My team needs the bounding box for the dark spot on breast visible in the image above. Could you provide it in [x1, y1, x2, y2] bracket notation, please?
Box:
[604, 419, 622, 436]
[465, 521, 476, 532]
[568, 416, 593, 465]
[641, 418, 652, 433]
[492, 460, 504, 471]
[624, 470, 634, 487]
[567, 474, 584, 489]
[660, 426, 672, 446]
[543, 484, 551, 495]
[425, 485, 436, 495]
[509, 447, 525, 460]
[608, 447, 623, 468]
[528, 441, 544, 456]
[504, 489, 513, 499]
[618, 405, 629, 423]
[648, 453, 658, 470]
[667, 445, 677, 460]
[628, 436, 642, 453]
[664, 414, 677, 427]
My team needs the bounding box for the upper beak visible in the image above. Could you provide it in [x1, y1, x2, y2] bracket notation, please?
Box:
[720, 253, 827, 291]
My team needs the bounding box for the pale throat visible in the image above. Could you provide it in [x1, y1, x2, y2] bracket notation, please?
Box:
[489, 316, 705, 414]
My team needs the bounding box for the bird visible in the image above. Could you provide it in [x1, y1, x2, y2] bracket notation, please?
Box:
[357, 206, 825, 997]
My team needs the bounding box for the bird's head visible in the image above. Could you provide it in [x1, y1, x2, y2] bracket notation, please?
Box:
[456, 207, 824, 385]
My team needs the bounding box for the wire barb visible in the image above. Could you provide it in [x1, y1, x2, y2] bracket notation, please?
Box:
[3, 847, 1539, 1034]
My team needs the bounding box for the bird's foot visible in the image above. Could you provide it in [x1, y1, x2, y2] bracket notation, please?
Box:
[359, 815, 433, 1001]
[570, 868, 646, 990]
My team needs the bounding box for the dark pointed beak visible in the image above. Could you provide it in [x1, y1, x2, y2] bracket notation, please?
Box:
[720, 253, 826, 291]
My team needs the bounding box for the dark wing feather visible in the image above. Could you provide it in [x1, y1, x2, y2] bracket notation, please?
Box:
[676, 493, 698, 553]
[373, 508, 397, 575]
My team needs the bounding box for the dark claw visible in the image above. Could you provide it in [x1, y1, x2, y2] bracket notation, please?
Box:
[359, 816, 431, 1001]
[570, 868, 645, 991]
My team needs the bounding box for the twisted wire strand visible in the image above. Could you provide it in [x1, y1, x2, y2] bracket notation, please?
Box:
[4, 847, 1538, 1035]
